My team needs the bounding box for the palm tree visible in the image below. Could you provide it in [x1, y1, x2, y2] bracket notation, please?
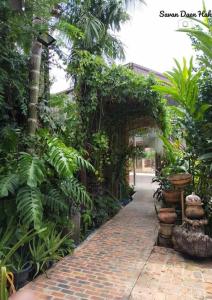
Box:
[62, 0, 145, 60]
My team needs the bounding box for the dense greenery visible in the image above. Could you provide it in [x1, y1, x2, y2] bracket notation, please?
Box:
[67, 52, 167, 196]
[0, 0, 211, 296]
[153, 11, 212, 233]
[1, 0, 153, 296]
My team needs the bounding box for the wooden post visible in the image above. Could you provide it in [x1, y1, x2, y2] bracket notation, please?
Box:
[181, 190, 185, 222]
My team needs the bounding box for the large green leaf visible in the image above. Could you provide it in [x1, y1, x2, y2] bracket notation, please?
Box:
[46, 187, 68, 214]
[0, 174, 19, 198]
[16, 187, 43, 230]
[19, 153, 45, 188]
[61, 177, 92, 208]
[47, 137, 94, 177]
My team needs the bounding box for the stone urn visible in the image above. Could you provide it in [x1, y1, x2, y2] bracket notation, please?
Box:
[162, 190, 181, 204]
[158, 208, 177, 224]
[185, 192, 205, 219]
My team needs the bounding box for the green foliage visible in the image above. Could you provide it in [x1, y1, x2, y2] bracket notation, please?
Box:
[19, 153, 45, 188]
[177, 1, 212, 68]
[16, 187, 43, 230]
[29, 226, 73, 277]
[62, 0, 134, 60]
[0, 174, 19, 197]
[92, 194, 121, 227]
[61, 177, 92, 208]
[153, 58, 210, 121]
[47, 137, 94, 177]
[0, 266, 8, 300]
[45, 187, 68, 214]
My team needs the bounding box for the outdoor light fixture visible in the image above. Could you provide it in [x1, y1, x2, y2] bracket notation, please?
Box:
[37, 32, 56, 47]
[9, 0, 25, 11]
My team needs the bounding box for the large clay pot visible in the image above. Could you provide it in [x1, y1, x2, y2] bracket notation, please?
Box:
[158, 208, 177, 224]
[162, 190, 181, 204]
[168, 173, 192, 187]
[185, 203, 205, 219]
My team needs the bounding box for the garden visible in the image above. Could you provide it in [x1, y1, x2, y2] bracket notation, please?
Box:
[0, 0, 211, 299]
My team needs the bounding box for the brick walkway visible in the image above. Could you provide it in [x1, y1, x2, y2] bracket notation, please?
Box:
[20, 175, 157, 300]
[131, 246, 212, 300]
[18, 175, 212, 300]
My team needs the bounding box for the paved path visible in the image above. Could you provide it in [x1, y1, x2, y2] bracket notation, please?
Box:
[19, 175, 212, 300]
[24, 176, 158, 300]
[131, 246, 212, 300]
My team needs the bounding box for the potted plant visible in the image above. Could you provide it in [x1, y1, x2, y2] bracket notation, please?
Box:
[153, 174, 180, 204]
[10, 252, 32, 289]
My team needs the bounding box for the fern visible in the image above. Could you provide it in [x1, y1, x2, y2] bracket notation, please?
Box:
[19, 153, 45, 188]
[46, 187, 68, 214]
[16, 187, 43, 230]
[0, 174, 19, 198]
[47, 137, 94, 177]
[61, 177, 92, 208]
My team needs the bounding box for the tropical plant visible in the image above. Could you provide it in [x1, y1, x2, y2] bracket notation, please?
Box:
[29, 225, 73, 277]
[0, 266, 14, 300]
[178, 1, 212, 68]
[0, 135, 94, 230]
[153, 57, 210, 121]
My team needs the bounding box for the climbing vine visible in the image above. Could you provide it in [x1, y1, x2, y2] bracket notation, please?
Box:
[68, 51, 168, 197]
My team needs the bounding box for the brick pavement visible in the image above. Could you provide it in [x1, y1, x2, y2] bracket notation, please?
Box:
[17, 175, 212, 300]
[130, 246, 212, 300]
[19, 176, 158, 300]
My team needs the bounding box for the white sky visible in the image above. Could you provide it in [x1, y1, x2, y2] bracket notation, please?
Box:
[50, 0, 210, 93]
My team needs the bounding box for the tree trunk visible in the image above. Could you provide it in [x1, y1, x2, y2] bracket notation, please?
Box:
[28, 40, 42, 135]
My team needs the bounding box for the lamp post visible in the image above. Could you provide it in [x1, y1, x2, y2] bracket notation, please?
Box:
[37, 32, 56, 47]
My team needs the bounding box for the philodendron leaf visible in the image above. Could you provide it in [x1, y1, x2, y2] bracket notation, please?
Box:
[19, 153, 45, 188]
[16, 186, 43, 230]
[0, 174, 19, 198]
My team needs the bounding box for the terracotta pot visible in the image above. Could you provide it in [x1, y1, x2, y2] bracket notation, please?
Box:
[158, 208, 177, 224]
[185, 203, 205, 219]
[162, 190, 181, 204]
[159, 223, 174, 237]
[168, 173, 192, 187]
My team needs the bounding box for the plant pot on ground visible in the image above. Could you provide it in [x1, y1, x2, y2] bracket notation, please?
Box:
[12, 262, 32, 289]
[10, 251, 32, 289]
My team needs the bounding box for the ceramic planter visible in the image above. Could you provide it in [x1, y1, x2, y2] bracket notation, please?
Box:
[158, 208, 177, 224]
[162, 190, 181, 204]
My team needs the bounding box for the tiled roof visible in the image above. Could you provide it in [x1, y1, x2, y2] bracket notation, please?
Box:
[126, 63, 167, 81]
